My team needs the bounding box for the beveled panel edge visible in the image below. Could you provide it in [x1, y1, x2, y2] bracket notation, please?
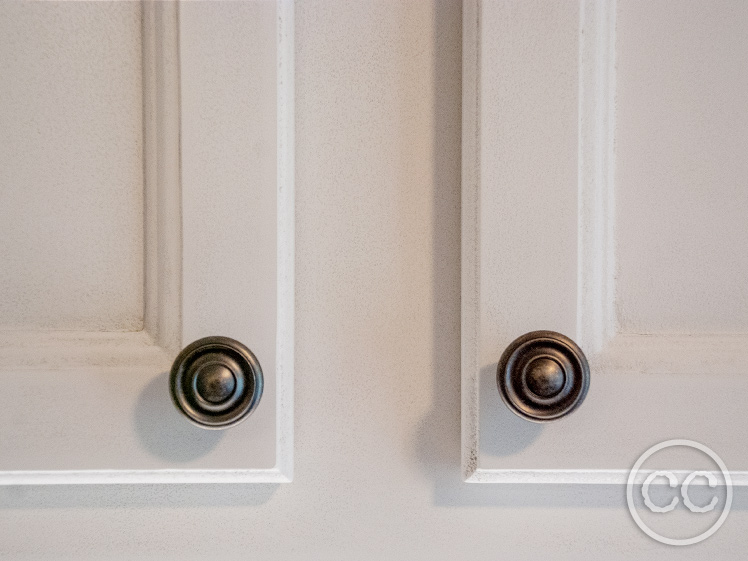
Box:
[576, 0, 617, 356]
[142, 0, 183, 355]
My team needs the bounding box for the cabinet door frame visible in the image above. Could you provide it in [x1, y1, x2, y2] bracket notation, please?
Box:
[0, 0, 294, 485]
[461, 0, 748, 485]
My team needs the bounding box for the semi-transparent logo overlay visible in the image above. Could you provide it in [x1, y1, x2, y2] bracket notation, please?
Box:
[627, 439, 732, 546]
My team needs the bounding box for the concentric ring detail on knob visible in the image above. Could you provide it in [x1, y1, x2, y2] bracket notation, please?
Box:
[497, 330, 589, 422]
[170, 336, 263, 429]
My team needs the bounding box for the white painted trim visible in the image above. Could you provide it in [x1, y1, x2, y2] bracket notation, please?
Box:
[0, 330, 172, 370]
[0, 0, 294, 485]
[274, 0, 295, 482]
[142, 0, 183, 355]
[468, 469, 748, 486]
[574, 0, 748, 377]
[596, 333, 748, 374]
[576, 0, 617, 356]
[461, 0, 620, 484]
[461, 0, 481, 482]
[0, 1, 181, 373]
[462, 0, 748, 485]
[0, 468, 291, 486]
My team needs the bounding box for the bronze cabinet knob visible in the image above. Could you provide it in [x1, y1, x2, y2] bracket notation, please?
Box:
[169, 336, 263, 429]
[497, 331, 589, 422]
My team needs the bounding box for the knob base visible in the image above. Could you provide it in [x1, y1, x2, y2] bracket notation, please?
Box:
[497, 331, 589, 423]
[170, 336, 263, 429]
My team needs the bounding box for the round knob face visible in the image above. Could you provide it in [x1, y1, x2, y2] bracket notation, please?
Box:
[170, 336, 263, 429]
[524, 357, 565, 398]
[194, 363, 236, 404]
[497, 331, 589, 422]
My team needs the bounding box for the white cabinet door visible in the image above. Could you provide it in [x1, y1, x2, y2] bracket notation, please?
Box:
[0, 0, 293, 484]
[462, 0, 748, 484]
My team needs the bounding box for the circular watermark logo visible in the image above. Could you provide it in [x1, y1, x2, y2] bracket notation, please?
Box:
[626, 439, 732, 546]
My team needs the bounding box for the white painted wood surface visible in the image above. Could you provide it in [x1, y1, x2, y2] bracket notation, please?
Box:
[0, 2, 144, 332]
[463, 0, 748, 484]
[3, 2, 748, 559]
[0, 0, 293, 484]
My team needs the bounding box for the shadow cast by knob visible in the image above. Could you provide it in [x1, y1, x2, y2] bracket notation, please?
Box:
[480, 362, 543, 456]
[133, 372, 224, 462]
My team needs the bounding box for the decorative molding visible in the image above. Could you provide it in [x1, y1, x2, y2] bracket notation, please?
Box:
[460, 0, 481, 482]
[275, 0, 295, 483]
[0, 0, 294, 485]
[0, 331, 171, 370]
[0, 468, 291, 486]
[468, 469, 748, 486]
[576, 0, 617, 356]
[464, 0, 747, 486]
[462, 0, 618, 483]
[0, 1, 181, 372]
[142, 0, 183, 355]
